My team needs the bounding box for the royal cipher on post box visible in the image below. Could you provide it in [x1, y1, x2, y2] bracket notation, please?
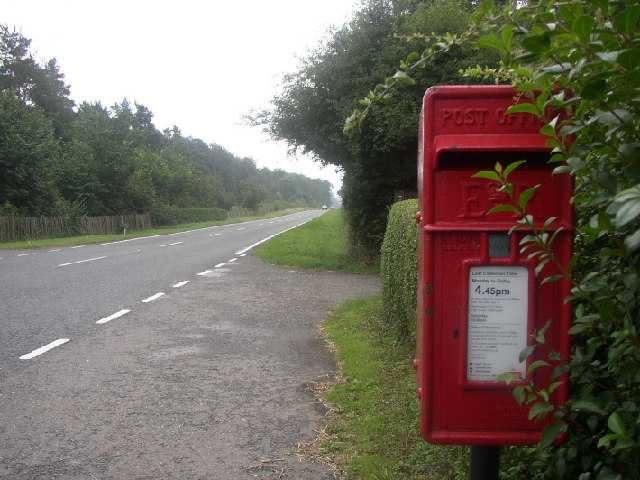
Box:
[414, 85, 573, 446]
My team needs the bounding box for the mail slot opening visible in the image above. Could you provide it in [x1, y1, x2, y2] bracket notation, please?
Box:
[436, 150, 553, 171]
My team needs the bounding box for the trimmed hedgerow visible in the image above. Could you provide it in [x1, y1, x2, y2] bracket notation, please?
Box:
[380, 199, 419, 342]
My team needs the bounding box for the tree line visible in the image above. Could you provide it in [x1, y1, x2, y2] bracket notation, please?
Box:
[0, 24, 333, 221]
[254, 0, 499, 260]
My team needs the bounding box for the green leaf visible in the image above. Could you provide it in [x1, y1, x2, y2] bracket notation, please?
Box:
[487, 204, 519, 215]
[572, 399, 607, 415]
[529, 401, 554, 420]
[527, 360, 550, 375]
[471, 171, 500, 181]
[501, 25, 515, 49]
[519, 185, 540, 211]
[597, 433, 622, 449]
[540, 124, 556, 137]
[567, 323, 586, 334]
[519, 345, 535, 363]
[581, 77, 608, 100]
[572, 15, 594, 43]
[540, 422, 567, 448]
[504, 160, 526, 178]
[406, 51, 420, 63]
[624, 229, 640, 251]
[608, 412, 626, 435]
[391, 71, 416, 86]
[616, 5, 640, 35]
[541, 274, 564, 285]
[548, 381, 564, 393]
[616, 198, 640, 227]
[513, 385, 526, 405]
[497, 372, 520, 385]
[506, 103, 539, 115]
[476, 34, 505, 51]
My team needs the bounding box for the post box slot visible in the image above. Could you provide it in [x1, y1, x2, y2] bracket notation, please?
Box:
[488, 235, 510, 257]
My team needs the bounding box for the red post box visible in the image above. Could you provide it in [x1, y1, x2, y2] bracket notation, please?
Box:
[415, 85, 573, 445]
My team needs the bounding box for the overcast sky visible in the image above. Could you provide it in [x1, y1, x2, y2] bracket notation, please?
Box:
[3, 1, 360, 194]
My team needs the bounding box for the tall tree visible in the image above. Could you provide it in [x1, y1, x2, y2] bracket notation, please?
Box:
[0, 25, 75, 138]
[0, 91, 58, 214]
[256, 0, 499, 258]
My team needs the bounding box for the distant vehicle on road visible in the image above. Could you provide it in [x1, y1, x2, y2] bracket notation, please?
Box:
[322, 205, 328, 210]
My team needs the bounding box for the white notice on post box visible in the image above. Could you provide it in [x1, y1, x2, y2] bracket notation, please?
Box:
[467, 266, 529, 382]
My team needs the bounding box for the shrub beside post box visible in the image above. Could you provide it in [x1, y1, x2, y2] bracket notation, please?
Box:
[414, 85, 573, 450]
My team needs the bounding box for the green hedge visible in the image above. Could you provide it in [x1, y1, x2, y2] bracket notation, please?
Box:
[150, 205, 227, 226]
[380, 199, 419, 342]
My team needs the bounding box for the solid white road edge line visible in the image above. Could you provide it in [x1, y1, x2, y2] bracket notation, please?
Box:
[172, 281, 190, 288]
[19, 338, 70, 360]
[96, 309, 131, 325]
[235, 220, 311, 255]
[141, 292, 165, 303]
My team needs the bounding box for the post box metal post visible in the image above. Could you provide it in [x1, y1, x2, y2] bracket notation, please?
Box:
[415, 85, 573, 448]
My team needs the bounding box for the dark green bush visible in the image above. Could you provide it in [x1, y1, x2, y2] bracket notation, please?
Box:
[380, 199, 419, 342]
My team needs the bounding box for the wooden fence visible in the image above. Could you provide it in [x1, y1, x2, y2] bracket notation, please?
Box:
[0, 214, 152, 242]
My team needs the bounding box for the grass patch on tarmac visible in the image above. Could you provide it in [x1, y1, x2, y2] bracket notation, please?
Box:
[253, 209, 378, 273]
[322, 298, 469, 479]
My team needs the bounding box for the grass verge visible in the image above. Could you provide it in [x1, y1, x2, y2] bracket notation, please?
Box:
[0, 209, 304, 249]
[253, 209, 379, 274]
[321, 298, 469, 479]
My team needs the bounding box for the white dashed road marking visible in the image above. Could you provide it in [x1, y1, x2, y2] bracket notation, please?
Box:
[19, 338, 69, 360]
[59, 256, 106, 267]
[141, 292, 165, 303]
[172, 281, 190, 288]
[96, 309, 131, 325]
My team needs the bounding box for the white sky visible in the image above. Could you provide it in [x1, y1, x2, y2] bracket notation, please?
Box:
[3, 0, 360, 195]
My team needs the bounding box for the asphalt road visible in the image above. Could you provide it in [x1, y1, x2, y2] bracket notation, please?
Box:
[0, 210, 382, 479]
[0, 210, 321, 371]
